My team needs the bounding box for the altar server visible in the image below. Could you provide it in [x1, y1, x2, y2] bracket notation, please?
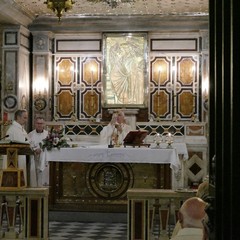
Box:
[28, 117, 48, 187]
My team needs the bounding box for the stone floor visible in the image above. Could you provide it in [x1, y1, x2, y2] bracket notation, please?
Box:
[49, 221, 127, 240]
[48, 211, 128, 240]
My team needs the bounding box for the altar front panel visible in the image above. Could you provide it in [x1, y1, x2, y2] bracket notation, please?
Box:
[49, 162, 172, 212]
[46, 146, 183, 212]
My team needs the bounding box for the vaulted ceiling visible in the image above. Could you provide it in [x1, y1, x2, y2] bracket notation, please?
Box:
[0, 0, 208, 31]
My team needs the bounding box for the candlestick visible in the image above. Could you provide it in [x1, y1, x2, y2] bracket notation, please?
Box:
[91, 69, 93, 93]
[91, 94, 94, 107]
[154, 133, 162, 148]
[193, 91, 196, 113]
[166, 132, 173, 148]
[157, 93, 160, 120]
[158, 69, 161, 94]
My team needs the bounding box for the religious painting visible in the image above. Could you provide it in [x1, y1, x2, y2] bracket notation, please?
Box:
[102, 33, 148, 107]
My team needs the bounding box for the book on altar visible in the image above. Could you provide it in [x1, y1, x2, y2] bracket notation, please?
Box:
[123, 130, 148, 144]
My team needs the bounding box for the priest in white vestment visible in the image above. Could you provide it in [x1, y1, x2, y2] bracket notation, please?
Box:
[28, 117, 48, 187]
[100, 110, 132, 145]
[4, 109, 29, 184]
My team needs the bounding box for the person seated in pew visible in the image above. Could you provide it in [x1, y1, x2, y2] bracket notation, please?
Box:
[100, 110, 132, 145]
[171, 180, 209, 238]
[196, 180, 209, 201]
[170, 197, 207, 240]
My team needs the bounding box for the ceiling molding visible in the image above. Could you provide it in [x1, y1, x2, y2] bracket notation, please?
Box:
[28, 15, 208, 32]
[0, 0, 34, 26]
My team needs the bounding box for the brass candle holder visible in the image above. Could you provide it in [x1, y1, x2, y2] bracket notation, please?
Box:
[155, 91, 161, 122]
[165, 132, 174, 148]
[154, 133, 163, 148]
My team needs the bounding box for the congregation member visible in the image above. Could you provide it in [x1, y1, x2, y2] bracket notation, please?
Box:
[171, 180, 209, 238]
[170, 197, 207, 240]
[3, 109, 29, 184]
[100, 110, 132, 145]
[28, 117, 49, 187]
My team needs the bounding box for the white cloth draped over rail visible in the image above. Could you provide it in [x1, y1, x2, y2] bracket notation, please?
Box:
[42, 143, 188, 173]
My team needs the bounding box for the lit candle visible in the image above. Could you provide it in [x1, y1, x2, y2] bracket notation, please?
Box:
[166, 132, 173, 147]
[193, 84, 196, 109]
[158, 69, 161, 93]
[91, 69, 93, 92]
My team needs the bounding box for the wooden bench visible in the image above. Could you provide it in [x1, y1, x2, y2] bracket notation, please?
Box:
[0, 188, 49, 239]
[127, 188, 196, 240]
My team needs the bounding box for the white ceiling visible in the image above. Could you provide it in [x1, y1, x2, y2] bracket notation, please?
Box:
[15, 0, 208, 17]
[0, 0, 208, 24]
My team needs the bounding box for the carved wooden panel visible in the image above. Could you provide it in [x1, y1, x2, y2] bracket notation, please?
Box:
[177, 57, 196, 85]
[82, 58, 99, 87]
[152, 58, 170, 87]
[82, 91, 100, 117]
[55, 56, 102, 120]
[150, 56, 172, 119]
[55, 57, 76, 120]
[178, 91, 194, 117]
[176, 56, 198, 120]
[80, 57, 102, 119]
[53, 53, 201, 122]
[152, 91, 170, 118]
[57, 90, 74, 117]
[53, 51, 201, 122]
[49, 162, 171, 212]
[150, 55, 199, 121]
[58, 58, 74, 85]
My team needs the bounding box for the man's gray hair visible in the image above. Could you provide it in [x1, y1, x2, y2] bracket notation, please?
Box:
[14, 109, 27, 120]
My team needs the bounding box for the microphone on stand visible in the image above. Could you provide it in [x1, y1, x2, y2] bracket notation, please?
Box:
[0, 134, 9, 141]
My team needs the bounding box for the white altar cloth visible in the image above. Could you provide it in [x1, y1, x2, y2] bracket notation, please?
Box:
[155, 142, 189, 160]
[68, 142, 188, 160]
[43, 146, 181, 173]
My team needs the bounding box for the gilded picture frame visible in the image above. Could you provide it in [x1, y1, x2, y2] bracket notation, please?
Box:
[102, 32, 148, 108]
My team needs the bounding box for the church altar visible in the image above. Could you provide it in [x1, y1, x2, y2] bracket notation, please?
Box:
[44, 143, 188, 212]
[43, 144, 187, 173]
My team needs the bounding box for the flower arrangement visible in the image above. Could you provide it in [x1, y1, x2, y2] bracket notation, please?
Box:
[40, 127, 70, 151]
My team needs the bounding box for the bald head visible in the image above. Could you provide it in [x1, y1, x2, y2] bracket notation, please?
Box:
[179, 197, 207, 229]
